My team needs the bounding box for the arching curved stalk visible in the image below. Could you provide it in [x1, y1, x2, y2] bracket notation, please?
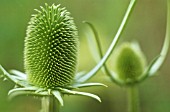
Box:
[77, 0, 137, 82]
[148, 0, 170, 76]
[83, 21, 121, 85]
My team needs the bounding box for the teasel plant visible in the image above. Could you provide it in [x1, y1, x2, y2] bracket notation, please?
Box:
[0, 3, 108, 112]
[0, 1, 127, 112]
[81, 0, 170, 112]
[0, 0, 140, 111]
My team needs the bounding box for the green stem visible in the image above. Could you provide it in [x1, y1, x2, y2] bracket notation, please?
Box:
[41, 96, 60, 112]
[127, 85, 140, 112]
[78, 0, 137, 83]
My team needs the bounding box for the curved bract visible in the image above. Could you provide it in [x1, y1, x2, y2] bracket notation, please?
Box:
[24, 4, 78, 88]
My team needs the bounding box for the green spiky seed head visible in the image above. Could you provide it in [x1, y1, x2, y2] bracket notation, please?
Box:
[24, 3, 78, 88]
[113, 42, 146, 84]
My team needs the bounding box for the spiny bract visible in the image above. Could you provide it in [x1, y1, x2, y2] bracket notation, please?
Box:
[24, 3, 78, 88]
[113, 42, 146, 84]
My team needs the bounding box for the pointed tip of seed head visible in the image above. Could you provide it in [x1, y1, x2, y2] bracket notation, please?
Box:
[53, 4, 61, 9]
[45, 3, 48, 6]
[34, 9, 41, 13]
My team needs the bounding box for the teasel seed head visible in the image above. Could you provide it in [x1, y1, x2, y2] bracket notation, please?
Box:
[113, 42, 146, 84]
[24, 3, 78, 88]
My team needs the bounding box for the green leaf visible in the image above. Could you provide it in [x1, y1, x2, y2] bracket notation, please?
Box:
[52, 90, 64, 106]
[138, 55, 160, 81]
[83, 21, 101, 63]
[8, 87, 38, 96]
[72, 82, 107, 88]
[0, 65, 18, 83]
[10, 70, 26, 80]
[8, 87, 49, 99]
[8, 90, 35, 100]
[59, 88, 101, 102]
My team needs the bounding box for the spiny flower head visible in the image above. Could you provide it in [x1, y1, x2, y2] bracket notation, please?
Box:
[113, 42, 146, 84]
[24, 3, 78, 88]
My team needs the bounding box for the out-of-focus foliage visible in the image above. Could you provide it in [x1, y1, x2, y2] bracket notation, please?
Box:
[0, 0, 169, 112]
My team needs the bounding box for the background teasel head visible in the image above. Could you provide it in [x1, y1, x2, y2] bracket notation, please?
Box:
[24, 3, 78, 88]
[112, 42, 146, 85]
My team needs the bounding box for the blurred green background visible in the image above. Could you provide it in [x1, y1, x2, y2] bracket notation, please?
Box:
[0, 0, 169, 112]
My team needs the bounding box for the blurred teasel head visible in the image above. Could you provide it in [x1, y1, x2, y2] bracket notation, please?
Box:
[24, 3, 78, 88]
[113, 42, 146, 85]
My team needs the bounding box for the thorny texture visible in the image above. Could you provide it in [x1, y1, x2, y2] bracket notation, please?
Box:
[24, 4, 78, 88]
